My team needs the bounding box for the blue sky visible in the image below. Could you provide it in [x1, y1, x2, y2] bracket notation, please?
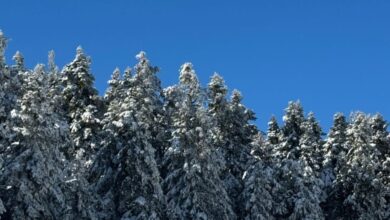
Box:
[1, 0, 389, 131]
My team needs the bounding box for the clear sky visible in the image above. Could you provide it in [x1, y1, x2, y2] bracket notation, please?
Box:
[1, 0, 389, 131]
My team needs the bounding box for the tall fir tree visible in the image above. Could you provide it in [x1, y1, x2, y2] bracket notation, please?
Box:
[320, 113, 349, 219]
[0, 65, 76, 219]
[267, 116, 281, 146]
[333, 113, 388, 219]
[274, 101, 305, 159]
[322, 113, 348, 188]
[163, 63, 236, 220]
[129, 52, 166, 166]
[89, 55, 166, 219]
[61, 46, 101, 163]
[299, 112, 324, 175]
[207, 73, 258, 216]
[272, 101, 324, 219]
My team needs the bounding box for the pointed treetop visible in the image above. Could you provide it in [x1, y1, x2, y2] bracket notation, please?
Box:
[34, 63, 45, 75]
[267, 115, 280, 144]
[208, 72, 228, 96]
[13, 50, 24, 68]
[333, 112, 346, 122]
[370, 113, 387, 131]
[231, 89, 243, 104]
[111, 67, 121, 80]
[0, 29, 7, 62]
[135, 51, 147, 60]
[307, 112, 316, 122]
[283, 100, 304, 123]
[48, 50, 59, 74]
[123, 66, 132, 79]
[268, 115, 279, 128]
[76, 45, 84, 55]
[179, 62, 199, 85]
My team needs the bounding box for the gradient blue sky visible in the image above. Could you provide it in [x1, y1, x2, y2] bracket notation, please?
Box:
[1, 0, 389, 131]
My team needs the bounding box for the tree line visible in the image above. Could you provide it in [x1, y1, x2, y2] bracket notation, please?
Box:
[0, 31, 389, 220]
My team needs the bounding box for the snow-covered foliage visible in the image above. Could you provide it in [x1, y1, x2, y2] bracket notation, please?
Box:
[162, 64, 236, 219]
[299, 112, 324, 175]
[207, 74, 258, 216]
[329, 113, 389, 220]
[0, 65, 97, 219]
[1, 30, 389, 220]
[89, 53, 166, 219]
[61, 46, 102, 163]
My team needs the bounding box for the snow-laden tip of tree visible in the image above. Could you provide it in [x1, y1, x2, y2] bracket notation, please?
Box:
[275, 101, 305, 160]
[12, 51, 24, 71]
[104, 67, 121, 102]
[179, 62, 201, 96]
[47, 50, 59, 74]
[369, 114, 389, 158]
[135, 50, 147, 61]
[0, 30, 7, 66]
[267, 116, 281, 145]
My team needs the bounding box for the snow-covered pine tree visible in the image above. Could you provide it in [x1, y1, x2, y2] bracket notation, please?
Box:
[12, 51, 25, 72]
[320, 113, 349, 219]
[129, 52, 166, 166]
[370, 114, 389, 160]
[267, 116, 281, 146]
[0, 65, 74, 219]
[274, 101, 305, 159]
[333, 113, 388, 219]
[271, 101, 324, 219]
[0, 33, 24, 218]
[322, 113, 348, 188]
[368, 114, 390, 219]
[299, 112, 324, 175]
[163, 63, 236, 220]
[104, 67, 121, 103]
[207, 73, 257, 216]
[89, 57, 166, 219]
[0, 30, 6, 68]
[61, 46, 102, 163]
[46, 50, 65, 114]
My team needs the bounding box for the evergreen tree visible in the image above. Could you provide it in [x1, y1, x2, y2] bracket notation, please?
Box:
[333, 113, 388, 219]
[0, 30, 7, 67]
[163, 63, 236, 220]
[274, 101, 305, 159]
[89, 54, 165, 219]
[61, 46, 101, 163]
[299, 112, 324, 175]
[129, 52, 166, 166]
[272, 102, 324, 219]
[207, 73, 257, 216]
[267, 116, 281, 146]
[12, 51, 25, 72]
[322, 113, 348, 188]
[0, 65, 71, 219]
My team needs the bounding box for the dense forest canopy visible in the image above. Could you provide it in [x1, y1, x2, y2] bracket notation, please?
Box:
[0, 31, 389, 220]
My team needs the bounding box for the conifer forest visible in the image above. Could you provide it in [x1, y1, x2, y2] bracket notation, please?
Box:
[0, 31, 389, 220]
